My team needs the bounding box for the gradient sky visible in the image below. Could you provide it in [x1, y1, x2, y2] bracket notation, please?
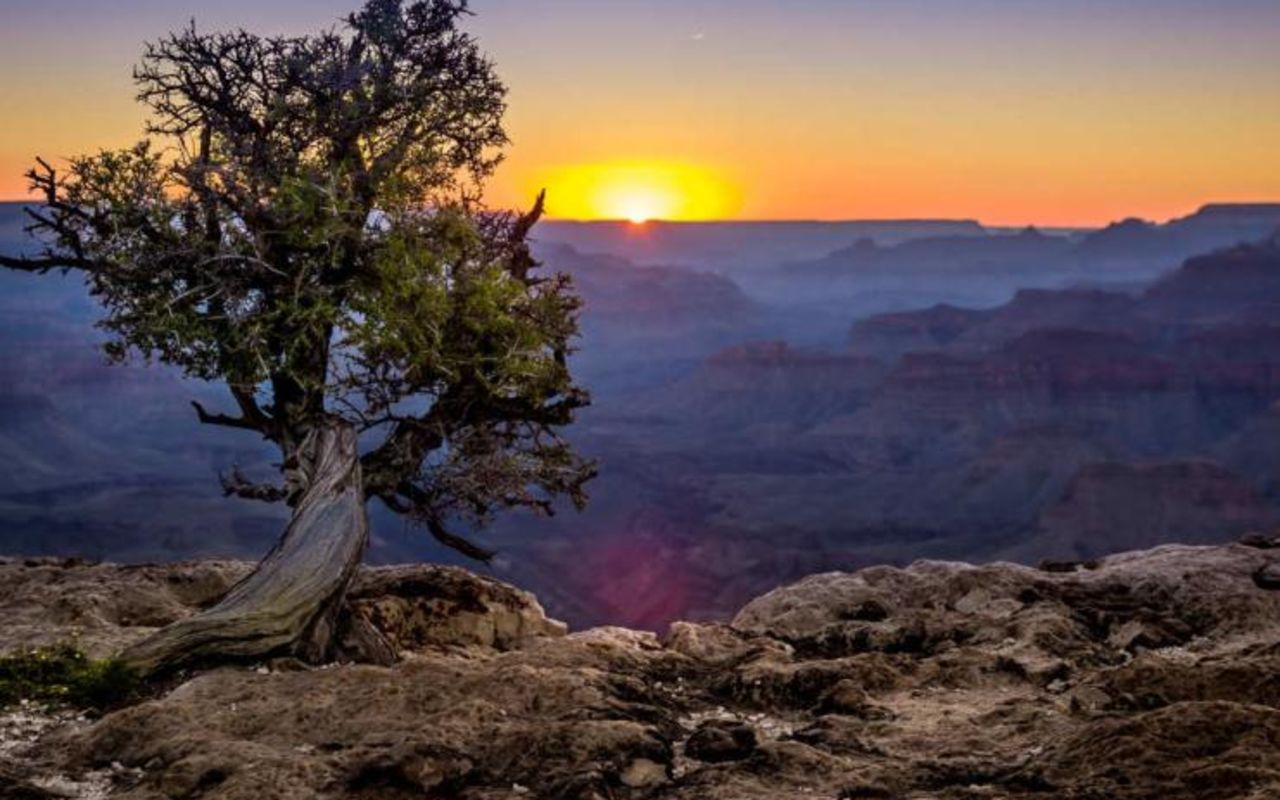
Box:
[1, 0, 1278, 224]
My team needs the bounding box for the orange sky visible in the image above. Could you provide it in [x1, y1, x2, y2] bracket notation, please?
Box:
[2, 1, 1279, 226]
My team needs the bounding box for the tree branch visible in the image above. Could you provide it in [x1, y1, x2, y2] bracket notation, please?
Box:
[426, 517, 496, 564]
[219, 466, 289, 503]
[229, 385, 276, 434]
[361, 413, 447, 496]
[191, 400, 265, 432]
[505, 189, 545, 284]
[373, 481, 497, 564]
[0, 254, 101, 273]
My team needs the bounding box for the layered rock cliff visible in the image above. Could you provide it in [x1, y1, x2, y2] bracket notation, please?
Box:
[7, 541, 1280, 799]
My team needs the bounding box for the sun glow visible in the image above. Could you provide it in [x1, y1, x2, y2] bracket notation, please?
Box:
[532, 161, 739, 222]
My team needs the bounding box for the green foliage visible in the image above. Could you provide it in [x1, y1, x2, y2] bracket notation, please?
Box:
[5, 1, 595, 558]
[0, 646, 142, 710]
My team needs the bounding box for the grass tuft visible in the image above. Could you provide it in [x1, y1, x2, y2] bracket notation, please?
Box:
[0, 645, 141, 710]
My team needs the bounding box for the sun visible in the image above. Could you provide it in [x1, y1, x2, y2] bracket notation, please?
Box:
[617, 193, 663, 225]
[596, 179, 677, 224]
[533, 161, 739, 222]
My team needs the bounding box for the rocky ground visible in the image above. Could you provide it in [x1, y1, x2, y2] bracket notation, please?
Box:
[5, 540, 1280, 799]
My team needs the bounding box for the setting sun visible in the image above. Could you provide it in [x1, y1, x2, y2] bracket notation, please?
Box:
[620, 199, 656, 225]
[532, 161, 739, 222]
[607, 184, 665, 224]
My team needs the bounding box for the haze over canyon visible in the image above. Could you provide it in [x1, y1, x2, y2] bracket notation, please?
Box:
[4, 201, 1280, 629]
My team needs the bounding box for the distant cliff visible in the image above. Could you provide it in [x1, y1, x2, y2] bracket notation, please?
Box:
[789, 202, 1280, 294]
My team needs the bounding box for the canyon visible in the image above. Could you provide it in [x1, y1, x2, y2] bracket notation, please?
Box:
[3, 204, 1280, 629]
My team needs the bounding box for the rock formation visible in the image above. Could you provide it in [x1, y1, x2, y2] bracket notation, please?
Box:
[7, 541, 1280, 799]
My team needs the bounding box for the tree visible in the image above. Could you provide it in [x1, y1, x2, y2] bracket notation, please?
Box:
[0, 0, 594, 675]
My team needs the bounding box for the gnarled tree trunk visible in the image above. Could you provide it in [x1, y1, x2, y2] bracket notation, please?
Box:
[121, 420, 385, 676]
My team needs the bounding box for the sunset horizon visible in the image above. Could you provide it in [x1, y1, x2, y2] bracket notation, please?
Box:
[3, 1, 1278, 227]
[1, 189, 1275, 229]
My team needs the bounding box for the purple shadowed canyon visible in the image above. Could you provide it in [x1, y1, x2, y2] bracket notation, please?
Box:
[4, 201, 1280, 629]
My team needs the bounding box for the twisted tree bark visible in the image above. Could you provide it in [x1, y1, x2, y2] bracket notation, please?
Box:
[121, 420, 382, 676]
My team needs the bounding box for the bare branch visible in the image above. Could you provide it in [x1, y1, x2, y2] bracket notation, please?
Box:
[505, 189, 545, 284]
[372, 481, 496, 564]
[0, 254, 100, 273]
[191, 400, 264, 432]
[426, 517, 496, 564]
[229, 385, 277, 436]
[220, 466, 289, 503]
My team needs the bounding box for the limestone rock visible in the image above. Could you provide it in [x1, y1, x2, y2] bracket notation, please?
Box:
[6, 543, 1280, 799]
[347, 564, 567, 652]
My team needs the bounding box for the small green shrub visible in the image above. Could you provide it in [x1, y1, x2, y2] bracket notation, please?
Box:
[0, 646, 141, 710]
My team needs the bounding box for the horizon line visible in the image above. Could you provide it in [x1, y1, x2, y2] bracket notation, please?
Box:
[3, 198, 1278, 231]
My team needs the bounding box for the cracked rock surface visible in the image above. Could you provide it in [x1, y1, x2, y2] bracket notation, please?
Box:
[7, 542, 1280, 799]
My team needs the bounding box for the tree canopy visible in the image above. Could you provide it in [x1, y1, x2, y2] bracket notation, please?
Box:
[0, 0, 594, 561]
